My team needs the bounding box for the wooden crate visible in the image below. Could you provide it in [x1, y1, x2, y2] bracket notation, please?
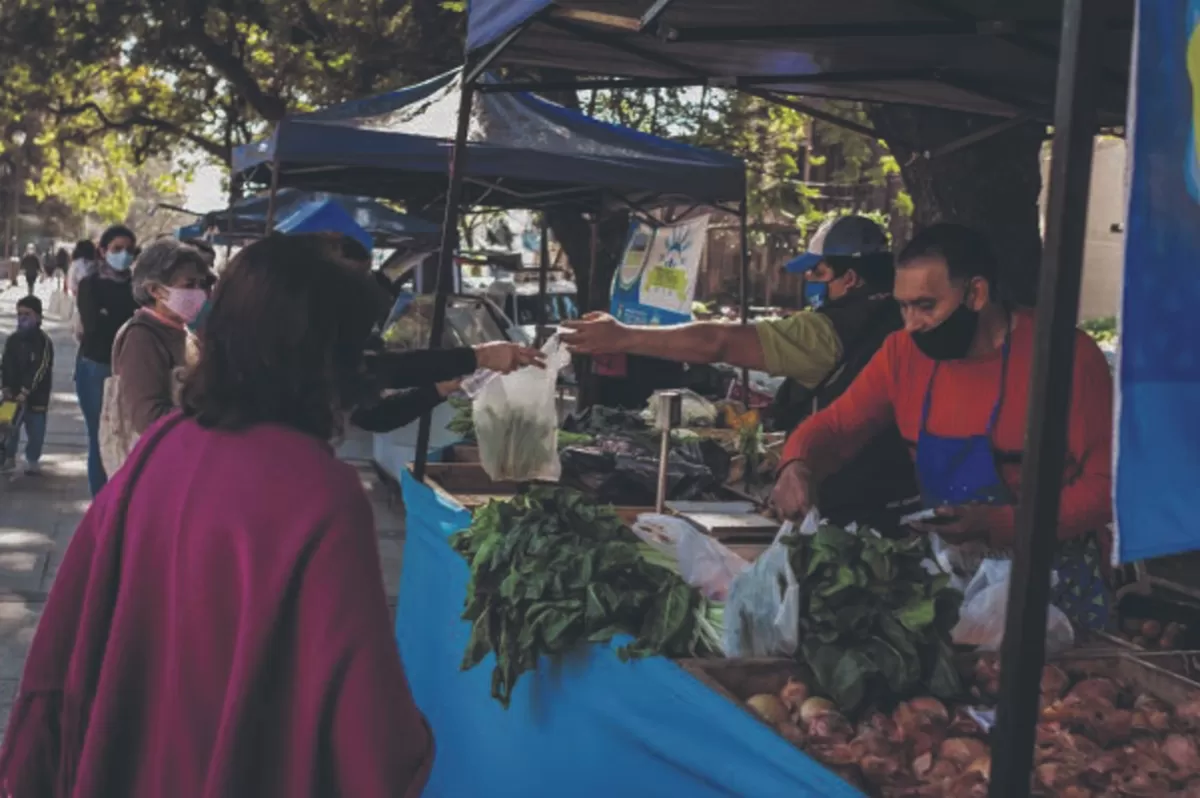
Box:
[679, 650, 1200, 713]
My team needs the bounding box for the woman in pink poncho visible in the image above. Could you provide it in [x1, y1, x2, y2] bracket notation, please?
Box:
[0, 234, 433, 797]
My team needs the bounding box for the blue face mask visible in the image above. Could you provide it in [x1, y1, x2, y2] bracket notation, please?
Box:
[106, 250, 133, 272]
[804, 280, 829, 309]
[16, 316, 38, 333]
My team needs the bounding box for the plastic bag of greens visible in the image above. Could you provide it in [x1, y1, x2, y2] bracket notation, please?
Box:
[951, 559, 1075, 655]
[472, 335, 570, 482]
[631, 514, 749, 601]
[722, 523, 801, 657]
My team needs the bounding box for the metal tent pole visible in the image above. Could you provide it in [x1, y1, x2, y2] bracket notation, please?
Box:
[264, 147, 282, 232]
[988, 0, 1103, 795]
[537, 213, 550, 345]
[738, 197, 751, 401]
[413, 75, 476, 482]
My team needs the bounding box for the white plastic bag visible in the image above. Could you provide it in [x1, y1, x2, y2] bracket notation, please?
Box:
[631, 514, 749, 601]
[951, 559, 1076, 654]
[472, 335, 570, 482]
[722, 523, 801, 658]
[641, 388, 718, 429]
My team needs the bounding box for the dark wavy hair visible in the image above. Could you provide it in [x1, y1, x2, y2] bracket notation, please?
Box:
[181, 233, 381, 440]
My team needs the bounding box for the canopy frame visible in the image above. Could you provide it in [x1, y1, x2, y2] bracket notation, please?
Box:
[452, 3, 1122, 797]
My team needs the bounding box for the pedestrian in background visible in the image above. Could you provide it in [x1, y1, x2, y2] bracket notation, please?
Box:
[0, 234, 433, 797]
[1, 296, 53, 475]
[19, 245, 39, 296]
[75, 224, 138, 496]
[102, 239, 210, 473]
[68, 239, 97, 297]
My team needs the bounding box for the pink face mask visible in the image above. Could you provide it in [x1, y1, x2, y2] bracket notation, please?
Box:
[163, 287, 209, 324]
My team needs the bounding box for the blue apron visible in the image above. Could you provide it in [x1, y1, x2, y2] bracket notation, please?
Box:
[914, 331, 1112, 632]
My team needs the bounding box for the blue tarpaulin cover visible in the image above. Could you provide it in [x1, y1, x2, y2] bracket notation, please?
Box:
[465, 0, 1131, 125]
[178, 188, 438, 248]
[395, 470, 863, 798]
[233, 69, 745, 210]
[1115, 0, 1200, 563]
[274, 198, 374, 251]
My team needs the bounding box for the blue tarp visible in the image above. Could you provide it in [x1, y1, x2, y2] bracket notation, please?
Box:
[274, 198, 373, 250]
[464, 1, 1131, 125]
[178, 189, 439, 248]
[1115, 0, 1200, 563]
[233, 69, 745, 210]
[395, 470, 862, 797]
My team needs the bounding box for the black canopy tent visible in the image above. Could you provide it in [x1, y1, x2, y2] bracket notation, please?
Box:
[452, 2, 1134, 797]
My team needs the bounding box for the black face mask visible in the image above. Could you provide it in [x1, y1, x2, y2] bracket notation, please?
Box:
[911, 302, 980, 360]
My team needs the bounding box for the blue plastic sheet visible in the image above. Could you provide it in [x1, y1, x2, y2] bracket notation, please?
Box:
[395, 471, 863, 797]
[1115, 0, 1200, 564]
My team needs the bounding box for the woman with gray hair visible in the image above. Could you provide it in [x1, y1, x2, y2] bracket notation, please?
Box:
[102, 239, 211, 471]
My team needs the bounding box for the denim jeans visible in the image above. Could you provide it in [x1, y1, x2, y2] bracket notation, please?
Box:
[3, 410, 45, 465]
[75, 357, 111, 496]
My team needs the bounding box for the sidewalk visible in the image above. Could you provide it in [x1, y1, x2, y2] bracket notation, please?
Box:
[0, 278, 405, 736]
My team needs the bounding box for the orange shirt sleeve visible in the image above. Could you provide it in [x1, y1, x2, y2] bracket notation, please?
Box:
[986, 332, 1113, 548]
[780, 333, 898, 480]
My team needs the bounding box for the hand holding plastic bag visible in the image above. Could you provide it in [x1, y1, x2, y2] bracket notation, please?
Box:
[631, 514, 749, 601]
[722, 521, 801, 658]
[951, 559, 1075, 654]
[471, 335, 570, 482]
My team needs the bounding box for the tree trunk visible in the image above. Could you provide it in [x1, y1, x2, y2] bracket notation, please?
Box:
[868, 106, 1046, 306]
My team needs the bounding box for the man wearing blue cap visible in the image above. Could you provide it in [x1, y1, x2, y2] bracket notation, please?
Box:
[563, 214, 917, 530]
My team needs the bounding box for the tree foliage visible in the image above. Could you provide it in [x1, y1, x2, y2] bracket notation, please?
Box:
[0, 0, 463, 221]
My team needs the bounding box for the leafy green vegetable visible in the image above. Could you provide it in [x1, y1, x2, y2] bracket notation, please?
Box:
[450, 486, 723, 707]
[786, 525, 963, 714]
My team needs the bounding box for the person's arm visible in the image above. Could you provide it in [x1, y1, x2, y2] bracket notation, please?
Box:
[0, 337, 16, 398]
[113, 326, 176, 435]
[779, 337, 898, 481]
[302, 472, 434, 798]
[364, 342, 544, 391]
[564, 315, 767, 369]
[75, 277, 101, 337]
[351, 385, 444, 433]
[363, 347, 476, 390]
[22, 335, 52, 398]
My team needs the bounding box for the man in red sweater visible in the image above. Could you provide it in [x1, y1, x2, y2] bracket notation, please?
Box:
[772, 223, 1114, 631]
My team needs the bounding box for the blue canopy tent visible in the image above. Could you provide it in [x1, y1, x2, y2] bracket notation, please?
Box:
[176, 189, 439, 249]
[232, 69, 745, 214]
[273, 198, 374, 250]
[390, 3, 1138, 798]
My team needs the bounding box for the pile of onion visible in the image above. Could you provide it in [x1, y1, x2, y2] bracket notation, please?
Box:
[741, 664, 1200, 797]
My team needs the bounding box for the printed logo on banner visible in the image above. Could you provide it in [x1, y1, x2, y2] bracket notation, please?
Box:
[610, 217, 708, 327]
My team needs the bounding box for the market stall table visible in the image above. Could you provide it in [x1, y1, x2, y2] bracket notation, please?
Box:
[396, 469, 862, 797]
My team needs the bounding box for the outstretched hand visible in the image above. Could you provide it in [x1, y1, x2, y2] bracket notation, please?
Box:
[559, 312, 629, 355]
[473, 342, 546, 374]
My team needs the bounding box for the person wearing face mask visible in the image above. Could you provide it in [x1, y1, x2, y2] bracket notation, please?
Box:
[1, 296, 54, 476]
[773, 223, 1115, 631]
[75, 224, 139, 496]
[563, 214, 918, 531]
[102, 239, 211, 475]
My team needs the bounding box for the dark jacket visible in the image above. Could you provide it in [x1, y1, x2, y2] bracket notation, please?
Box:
[1, 328, 54, 413]
[352, 346, 478, 433]
[76, 274, 138, 365]
[770, 292, 919, 532]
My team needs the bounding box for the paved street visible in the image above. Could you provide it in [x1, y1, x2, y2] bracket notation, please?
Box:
[0, 277, 405, 737]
